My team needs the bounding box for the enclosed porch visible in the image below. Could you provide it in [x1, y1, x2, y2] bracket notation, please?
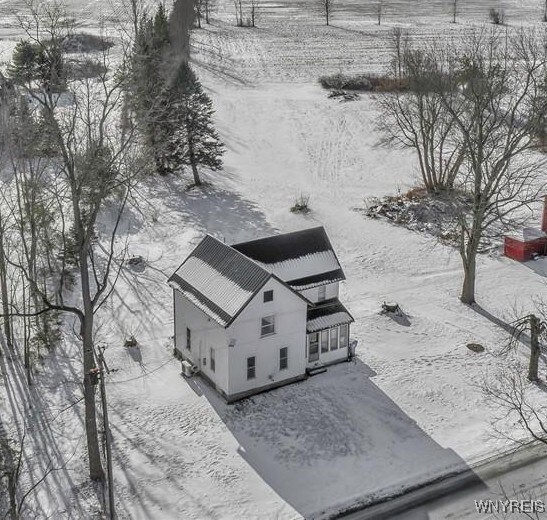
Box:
[305, 299, 354, 368]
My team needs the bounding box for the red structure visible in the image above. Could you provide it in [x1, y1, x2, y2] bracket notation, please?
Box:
[504, 196, 547, 262]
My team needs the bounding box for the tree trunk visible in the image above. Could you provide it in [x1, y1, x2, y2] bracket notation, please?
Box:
[0, 234, 12, 350]
[528, 314, 541, 382]
[460, 243, 478, 304]
[190, 158, 201, 186]
[80, 250, 104, 481]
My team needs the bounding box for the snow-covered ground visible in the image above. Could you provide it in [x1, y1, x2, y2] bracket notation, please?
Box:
[3, 0, 547, 519]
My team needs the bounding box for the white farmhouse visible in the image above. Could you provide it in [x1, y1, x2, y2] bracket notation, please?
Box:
[168, 227, 354, 402]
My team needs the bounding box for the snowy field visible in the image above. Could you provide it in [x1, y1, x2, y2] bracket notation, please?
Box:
[3, 0, 547, 519]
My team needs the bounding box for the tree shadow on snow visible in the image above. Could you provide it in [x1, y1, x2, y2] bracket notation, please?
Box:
[201, 358, 485, 519]
[0, 334, 100, 519]
[146, 176, 278, 244]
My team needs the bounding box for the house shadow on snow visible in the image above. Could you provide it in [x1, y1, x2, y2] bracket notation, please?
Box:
[200, 358, 485, 519]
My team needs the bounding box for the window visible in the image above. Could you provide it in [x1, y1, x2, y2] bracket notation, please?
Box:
[247, 356, 256, 380]
[339, 324, 349, 348]
[318, 285, 326, 302]
[210, 348, 216, 372]
[330, 327, 339, 350]
[279, 347, 288, 370]
[263, 290, 274, 303]
[186, 327, 191, 350]
[321, 330, 329, 353]
[261, 315, 275, 337]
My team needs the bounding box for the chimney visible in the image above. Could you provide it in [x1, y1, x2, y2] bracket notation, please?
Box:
[543, 195, 547, 233]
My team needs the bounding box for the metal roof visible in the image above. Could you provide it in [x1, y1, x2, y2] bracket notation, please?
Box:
[232, 227, 345, 287]
[306, 299, 354, 333]
[168, 235, 271, 327]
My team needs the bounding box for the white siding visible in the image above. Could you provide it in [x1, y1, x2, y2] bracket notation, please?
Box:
[227, 278, 308, 397]
[174, 290, 229, 394]
[299, 281, 339, 303]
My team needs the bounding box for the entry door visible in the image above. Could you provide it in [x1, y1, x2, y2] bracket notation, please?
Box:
[308, 333, 319, 362]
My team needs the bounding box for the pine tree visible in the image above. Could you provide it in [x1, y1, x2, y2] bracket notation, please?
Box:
[130, 3, 223, 183]
[131, 6, 172, 174]
[8, 39, 65, 91]
[171, 63, 224, 185]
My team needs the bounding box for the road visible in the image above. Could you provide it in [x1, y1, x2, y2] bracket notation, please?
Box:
[342, 442, 547, 519]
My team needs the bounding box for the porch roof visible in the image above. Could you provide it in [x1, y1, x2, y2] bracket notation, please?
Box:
[306, 299, 354, 333]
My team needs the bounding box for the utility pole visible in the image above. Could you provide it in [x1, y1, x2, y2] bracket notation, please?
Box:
[452, 0, 457, 23]
[97, 346, 115, 519]
[528, 314, 541, 383]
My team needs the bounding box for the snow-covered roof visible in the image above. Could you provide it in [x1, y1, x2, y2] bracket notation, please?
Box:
[306, 299, 354, 333]
[232, 227, 345, 288]
[168, 235, 271, 327]
[506, 227, 547, 242]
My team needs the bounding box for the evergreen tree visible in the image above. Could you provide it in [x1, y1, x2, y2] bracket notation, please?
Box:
[171, 63, 224, 185]
[130, 3, 224, 183]
[8, 39, 66, 91]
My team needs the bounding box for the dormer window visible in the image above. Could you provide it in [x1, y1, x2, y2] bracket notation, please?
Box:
[263, 289, 274, 303]
[318, 285, 326, 302]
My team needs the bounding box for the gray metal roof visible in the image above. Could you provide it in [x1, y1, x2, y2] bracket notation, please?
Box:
[232, 227, 345, 287]
[168, 235, 271, 327]
[306, 299, 354, 333]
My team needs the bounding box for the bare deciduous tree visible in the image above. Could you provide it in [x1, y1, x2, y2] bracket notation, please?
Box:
[321, 0, 332, 26]
[250, 0, 259, 27]
[7, 1, 141, 483]
[380, 28, 547, 304]
[377, 1, 382, 25]
[204, 0, 214, 24]
[234, 0, 243, 26]
[194, 0, 204, 28]
[378, 39, 465, 193]
[441, 29, 547, 304]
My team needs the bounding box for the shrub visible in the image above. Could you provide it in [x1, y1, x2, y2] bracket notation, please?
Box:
[319, 73, 407, 93]
[319, 73, 373, 91]
[66, 58, 107, 79]
[58, 33, 114, 53]
[290, 193, 311, 213]
[489, 8, 505, 25]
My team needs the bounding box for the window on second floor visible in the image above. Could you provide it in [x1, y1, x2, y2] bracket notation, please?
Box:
[263, 289, 274, 302]
[261, 315, 275, 337]
[210, 348, 216, 372]
[318, 285, 326, 302]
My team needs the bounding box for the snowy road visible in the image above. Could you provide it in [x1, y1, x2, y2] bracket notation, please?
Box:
[342, 441, 547, 519]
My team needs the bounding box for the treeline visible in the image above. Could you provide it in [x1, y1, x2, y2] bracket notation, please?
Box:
[130, 3, 224, 184]
[0, 0, 222, 517]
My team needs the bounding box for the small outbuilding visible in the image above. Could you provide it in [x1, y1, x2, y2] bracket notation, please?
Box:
[504, 196, 547, 262]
